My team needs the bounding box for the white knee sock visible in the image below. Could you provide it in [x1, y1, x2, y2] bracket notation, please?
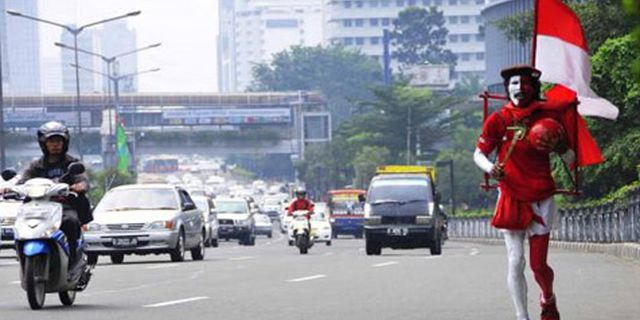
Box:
[504, 231, 529, 320]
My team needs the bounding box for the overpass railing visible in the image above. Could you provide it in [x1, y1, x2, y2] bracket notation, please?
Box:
[448, 186, 640, 243]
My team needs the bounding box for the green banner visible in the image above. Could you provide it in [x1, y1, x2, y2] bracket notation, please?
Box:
[116, 121, 130, 174]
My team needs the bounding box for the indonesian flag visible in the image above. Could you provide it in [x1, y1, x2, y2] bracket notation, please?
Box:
[534, 0, 619, 120]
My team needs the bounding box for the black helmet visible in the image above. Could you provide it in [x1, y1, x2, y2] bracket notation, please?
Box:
[294, 186, 307, 197]
[37, 121, 70, 154]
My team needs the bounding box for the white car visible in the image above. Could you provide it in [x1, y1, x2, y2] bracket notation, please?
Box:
[192, 195, 219, 247]
[311, 211, 332, 246]
[253, 213, 273, 238]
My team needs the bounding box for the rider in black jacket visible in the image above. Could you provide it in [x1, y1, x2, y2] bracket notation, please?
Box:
[19, 121, 93, 268]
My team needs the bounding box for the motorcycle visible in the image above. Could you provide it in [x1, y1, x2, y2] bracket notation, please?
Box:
[290, 210, 314, 255]
[1, 163, 93, 310]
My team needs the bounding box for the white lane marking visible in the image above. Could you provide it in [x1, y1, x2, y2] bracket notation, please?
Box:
[372, 261, 399, 268]
[470, 248, 479, 256]
[266, 241, 272, 245]
[9, 280, 21, 285]
[146, 264, 180, 270]
[229, 256, 254, 261]
[287, 274, 328, 283]
[143, 296, 210, 308]
[424, 256, 443, 260]
[0, 261, 18, 266]
[323, 252, 334, 256]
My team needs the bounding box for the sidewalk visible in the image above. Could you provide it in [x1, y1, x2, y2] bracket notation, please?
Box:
[452, 237, 640, 262]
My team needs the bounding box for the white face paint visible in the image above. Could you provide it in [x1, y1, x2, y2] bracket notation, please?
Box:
[508, 75, 523, 106]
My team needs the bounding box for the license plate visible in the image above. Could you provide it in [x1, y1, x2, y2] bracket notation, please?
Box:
[387, 228, 408, 236]
[112, 237, 138, 247]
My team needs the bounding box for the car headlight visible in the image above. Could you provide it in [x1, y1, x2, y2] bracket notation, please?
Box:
[416, 216, 432, 225]
[148, 221, 175, 230]
[235, 219, 248, 226]
[364, 216, 381, 225]
[85, 223, 103, 232]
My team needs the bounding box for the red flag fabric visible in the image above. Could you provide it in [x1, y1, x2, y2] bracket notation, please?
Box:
[535, 0, 619, 120]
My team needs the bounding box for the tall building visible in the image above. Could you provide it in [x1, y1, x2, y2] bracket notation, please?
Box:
[1, 0, 41, 95]
[217, 0, 324, 92]
[60, 28, 101, 94]
[323, 0, 487, 84]
[482, 0, 533, 92]
[100, 21, 138, 93]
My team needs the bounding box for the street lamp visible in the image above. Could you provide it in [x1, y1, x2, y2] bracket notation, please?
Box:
[7, 9, 141, 160]
[54, 42, 161, 101]
[70, 63, 159, 168]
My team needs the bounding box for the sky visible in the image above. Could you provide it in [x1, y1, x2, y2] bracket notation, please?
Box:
[37, 0, 219, 93]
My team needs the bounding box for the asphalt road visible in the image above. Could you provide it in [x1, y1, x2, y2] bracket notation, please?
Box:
[0, 228, 639, 320]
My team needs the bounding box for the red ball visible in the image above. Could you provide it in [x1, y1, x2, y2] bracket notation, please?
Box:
[527, 118, 566, 153]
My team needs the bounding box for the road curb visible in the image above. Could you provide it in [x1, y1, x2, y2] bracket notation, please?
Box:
[452, 238, 640, 262]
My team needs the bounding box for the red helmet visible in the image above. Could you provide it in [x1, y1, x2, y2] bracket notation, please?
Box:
[527, 118, 565, 153]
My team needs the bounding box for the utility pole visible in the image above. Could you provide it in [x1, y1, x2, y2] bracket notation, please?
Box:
[382, 29, 392, 86]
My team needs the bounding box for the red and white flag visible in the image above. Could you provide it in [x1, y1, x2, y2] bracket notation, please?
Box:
[534, 0, 619, 120]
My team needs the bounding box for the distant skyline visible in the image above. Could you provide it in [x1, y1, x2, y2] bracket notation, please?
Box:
[31, 0, 219, 93]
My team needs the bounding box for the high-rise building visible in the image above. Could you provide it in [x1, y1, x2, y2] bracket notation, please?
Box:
[217, 0, 324, 92]
[1, 0, 41, 96]
[323, 0, 486, 84]
[60, 28, 101, 94]
[482, 0, 533, 92]
[100, 21, 138, 93]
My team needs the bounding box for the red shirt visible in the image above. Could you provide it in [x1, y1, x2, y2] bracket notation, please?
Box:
[477, 101, 557, 203]
[287, 199, 315, 216]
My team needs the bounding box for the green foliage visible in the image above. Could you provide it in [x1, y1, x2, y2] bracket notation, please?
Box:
[492, 0, 635, 54]
[87, 168, 135, 205]
[353, 146, 391, 189]
[391, 6, 457, 67]
[344, 83, 456, 163]
[251, 45, 382, 123]
[491, 10, 533, 46]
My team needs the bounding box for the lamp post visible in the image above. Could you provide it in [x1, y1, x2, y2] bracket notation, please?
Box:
[70, 63, 159, 168]
[54, 42, 161, 135]
[7, 10, 141, 160]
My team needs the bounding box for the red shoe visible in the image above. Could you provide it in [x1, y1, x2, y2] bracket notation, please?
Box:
[540, 295, 560, 320]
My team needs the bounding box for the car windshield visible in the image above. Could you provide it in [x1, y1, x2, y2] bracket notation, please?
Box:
[368, 178, 432, 204]
[95, 188, 178, 212]
[215, 201, 247, 214]
[255, 214, 270, 223]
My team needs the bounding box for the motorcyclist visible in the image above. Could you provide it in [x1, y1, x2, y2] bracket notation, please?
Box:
[288, 187, 314, 219]
[5, 121, 92, 270]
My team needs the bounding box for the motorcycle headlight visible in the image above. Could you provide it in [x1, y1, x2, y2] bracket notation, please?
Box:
[26, 185, 49, 199]
[148, 221, 174, 230]
[17, 206, 49, 220]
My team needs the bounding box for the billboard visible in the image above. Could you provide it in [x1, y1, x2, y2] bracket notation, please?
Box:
[161, 108, 291, 125]
[407, 64, 450, 87]
[4, 110, 92, 128]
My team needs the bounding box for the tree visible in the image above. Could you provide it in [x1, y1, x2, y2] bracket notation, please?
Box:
[251, 45, 382, 123]
[390, 7, 457, 67]
[343, 83, 456, 163]
[353, 146, 391, 189]
[492, 0, 635, 55]
[87, 169, 135, 204]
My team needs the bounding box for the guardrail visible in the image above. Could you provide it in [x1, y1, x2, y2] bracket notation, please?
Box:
[449, 187, 640, 243]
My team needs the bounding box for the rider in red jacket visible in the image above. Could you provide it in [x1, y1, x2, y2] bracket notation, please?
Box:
[288, 187, 314, 218]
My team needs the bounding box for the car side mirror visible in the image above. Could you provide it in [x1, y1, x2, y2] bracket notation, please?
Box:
[1, 169, 17, 181]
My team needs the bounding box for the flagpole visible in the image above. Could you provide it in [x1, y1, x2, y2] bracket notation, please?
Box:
[531, 0, 540, 66]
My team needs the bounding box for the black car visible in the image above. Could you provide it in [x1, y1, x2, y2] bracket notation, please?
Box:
[363, 167, 444, 256]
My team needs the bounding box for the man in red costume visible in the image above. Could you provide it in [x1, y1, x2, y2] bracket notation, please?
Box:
[474, 65, 603, 320]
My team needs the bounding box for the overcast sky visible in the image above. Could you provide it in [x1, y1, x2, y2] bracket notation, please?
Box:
[37, 0, 219, 93]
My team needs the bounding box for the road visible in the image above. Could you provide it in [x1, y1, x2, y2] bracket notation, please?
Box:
[0, 229, 639, 319]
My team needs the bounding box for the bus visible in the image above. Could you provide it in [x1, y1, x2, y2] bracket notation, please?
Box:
[327, 189, 366, 238]
[142, 156, 179, 173]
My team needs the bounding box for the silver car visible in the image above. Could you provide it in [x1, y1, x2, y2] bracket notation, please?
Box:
[192, 195, 219, 248]
[84, 184, 205, 264]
